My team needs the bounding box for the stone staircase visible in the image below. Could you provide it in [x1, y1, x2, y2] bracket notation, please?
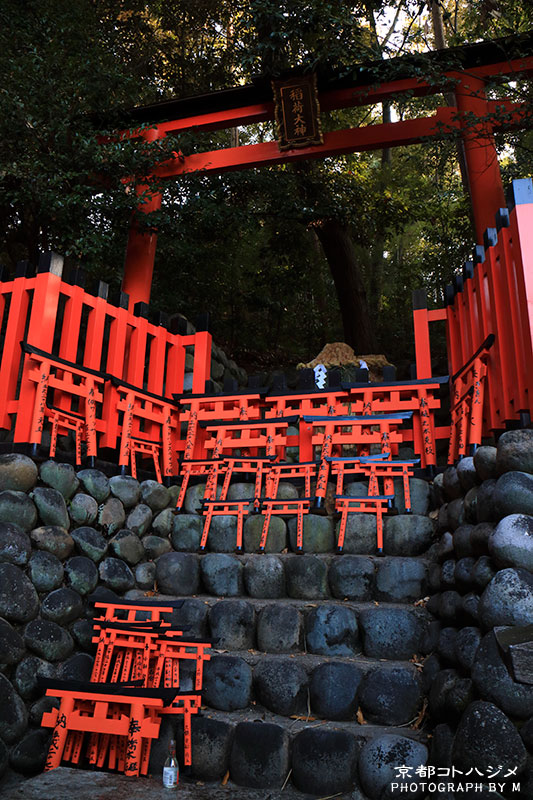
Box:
[123, 476, 438, 798]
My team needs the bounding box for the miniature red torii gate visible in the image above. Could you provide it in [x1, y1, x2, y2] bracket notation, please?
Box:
[117, 33, 533, 309]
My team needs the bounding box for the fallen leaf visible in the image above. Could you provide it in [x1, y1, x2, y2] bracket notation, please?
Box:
[221, 770, 230, 786]
[411, 699, 428, 730]
[290, 715, 316, 721]
[414, 597, 429, 607]
[356, 708, 367, 725]
[373, 601, 379, 606]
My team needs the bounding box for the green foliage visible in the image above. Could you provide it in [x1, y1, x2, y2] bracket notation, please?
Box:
[0, 0, 531, 368]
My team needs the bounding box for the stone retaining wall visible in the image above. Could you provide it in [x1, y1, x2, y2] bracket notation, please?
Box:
[0, 452, 442, 797]
[427, 429, 533, 799]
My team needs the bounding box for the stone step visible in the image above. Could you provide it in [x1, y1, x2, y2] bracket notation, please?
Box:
[171, 506, 435, 558]
[124, 590, 437, 661]
[151, 705, 431, 796]
[148, 549, 433, 603]
[195, 650, 429, 727]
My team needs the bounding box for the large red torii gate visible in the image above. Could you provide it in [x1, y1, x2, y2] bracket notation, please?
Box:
[118, 33, 533, 309]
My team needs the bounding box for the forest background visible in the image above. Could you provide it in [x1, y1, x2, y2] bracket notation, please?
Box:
[1, 0, 532, 376]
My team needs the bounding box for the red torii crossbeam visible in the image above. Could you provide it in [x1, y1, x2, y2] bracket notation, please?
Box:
[115, 34, 533, 307]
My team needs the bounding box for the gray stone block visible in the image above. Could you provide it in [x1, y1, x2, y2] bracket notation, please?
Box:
[329, 555, 375, 600]
[155, 551, 200, 595]
[309, 661, 365, 720]
[358, 665, 423, 725]
[171, 514, 203, 551]
[288, 514, 334, 553]
[207, 515, 239, 553]
[358, 735, 428, 800]
[184, 483, 221, 514]
[453, 524, 475, 558]
[393, 476, 431, 514]
[230, 722, 289, 789]
[253, 658, 308, 716]
[477, 479, 496, 522]
[375, 557, 428, 601]
[335, 513, 377, 554]
[447, 497, 465, 530]
[203, 655, 252, 710]
[455, 626, 482, 671]
[443, 466, 462, 500]
[383, 514, 435, 556]
[292, 727, 359, 795]
[209, 599, 255, 650]
[168, 598, 208, 638]
[243, 555, 285, 598]
[257, 604, 302, 653]
[305, 605, 358, 656]
[201, 553, 243, 596]
[359, 607, 424, 659]
[285, 555, 328, 599]
[57, 652, 94, 682]
[243, 514, 287, 553]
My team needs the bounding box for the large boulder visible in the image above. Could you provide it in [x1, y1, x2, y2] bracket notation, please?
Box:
[70, 526, 107, 562]
[28, 550, 64, 592]
[209, 600, 255, 650]
[452, 701, 527, 776]
[358, 735, 428, 800]
[203, 655, 252, 711]
[359, 607, 425, 660]
[24, 618, 74, 662]
[309, 661, 364, 720]
[492, 472, 533, 519]
[257, 604, 302, 653]
[472, 631, 533, 718]
[358, 665, 423, 725]
[329, 555, 375, 600]
[77, 469, 110, 502]
[243, 555, 285, 598]
[479, 568, 533, 628]
[489, 514, 533, 572]
[496, 429, 533, 475]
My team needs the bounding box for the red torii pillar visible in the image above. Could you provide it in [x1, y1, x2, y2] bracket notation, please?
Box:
[122, 127, 163, 309]
[454, 73, 506, 242]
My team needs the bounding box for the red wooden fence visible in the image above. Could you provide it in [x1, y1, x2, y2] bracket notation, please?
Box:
[413, 177, 533, 461]
[0, 254, 212, 461]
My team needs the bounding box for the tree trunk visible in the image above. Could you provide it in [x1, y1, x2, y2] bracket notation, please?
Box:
[314, 218, 377, 353]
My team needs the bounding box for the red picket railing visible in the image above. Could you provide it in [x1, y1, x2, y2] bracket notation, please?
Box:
[0, 254, 212, 463]
[412, 177, 533, 461]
